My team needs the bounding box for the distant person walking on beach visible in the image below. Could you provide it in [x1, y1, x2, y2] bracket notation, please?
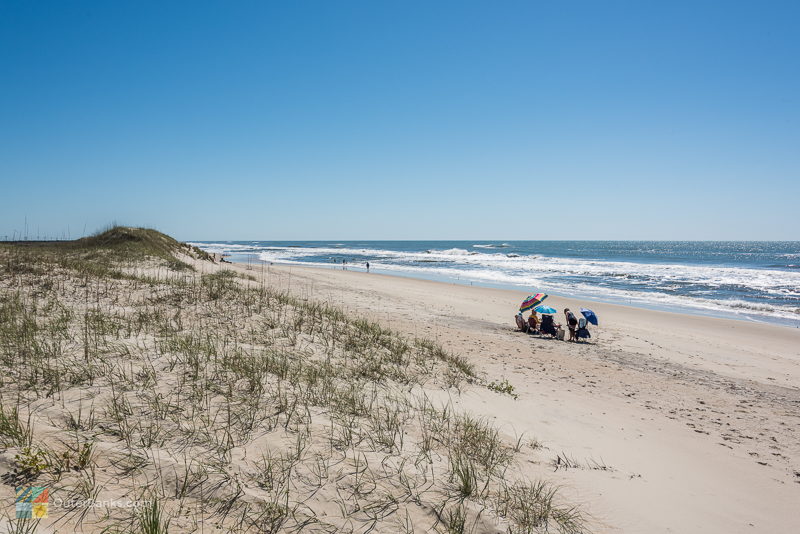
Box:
[366, 262, 370, 272]
[342, 259, 347, 270]
[564, 308, 578, 341]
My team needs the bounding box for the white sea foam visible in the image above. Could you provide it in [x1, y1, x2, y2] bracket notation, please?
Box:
[432, 248, 476, 256]
[188, 242, 263, 254]
[252, 254, 800, 320]
[254, 245, 800, 296]
[472, 243, 511, 249]
[244, 245, 795, 287]
[190, 242, 800, 324]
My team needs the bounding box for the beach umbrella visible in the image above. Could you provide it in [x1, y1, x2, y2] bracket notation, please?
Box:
[534, 305, 557, 314]
[520, 293, 548, 312]
[580, 308, 598, 325]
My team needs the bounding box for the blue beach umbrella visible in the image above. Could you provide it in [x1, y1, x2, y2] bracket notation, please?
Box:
[580, 308, 599, 325]
[534, 305, 557, 314]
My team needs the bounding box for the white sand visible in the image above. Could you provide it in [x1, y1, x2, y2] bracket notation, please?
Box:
[228, 261, 800, 534]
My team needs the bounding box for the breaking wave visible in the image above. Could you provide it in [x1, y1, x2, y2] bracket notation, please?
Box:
[189, 241, 800, 325]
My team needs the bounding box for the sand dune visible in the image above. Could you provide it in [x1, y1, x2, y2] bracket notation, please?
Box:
[236, 262, 800, 533]
[1, 233, 797, 533]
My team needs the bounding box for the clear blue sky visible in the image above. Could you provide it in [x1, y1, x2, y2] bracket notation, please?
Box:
[1, 1, 798, 241]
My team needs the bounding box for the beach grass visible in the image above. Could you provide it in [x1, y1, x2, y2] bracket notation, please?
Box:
[0, 226, 587, 533]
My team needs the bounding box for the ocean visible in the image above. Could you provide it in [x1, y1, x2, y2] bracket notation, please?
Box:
[189, 240, 800, 327]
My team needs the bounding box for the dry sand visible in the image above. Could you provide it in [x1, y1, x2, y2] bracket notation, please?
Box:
[2, 242, 798, 534]
[225, 261, 800, 534]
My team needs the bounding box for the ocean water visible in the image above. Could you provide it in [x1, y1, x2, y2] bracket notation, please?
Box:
[189, 240, 800, 327]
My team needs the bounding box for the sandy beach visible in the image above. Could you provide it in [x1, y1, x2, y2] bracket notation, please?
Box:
[1, 232, 798, 534]
[222, 260, 800, 533]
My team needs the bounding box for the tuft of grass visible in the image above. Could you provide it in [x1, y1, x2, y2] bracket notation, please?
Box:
[450, 452, 479, 498]
[552, 452, 582, 471]
[444, 503, 469, 533]
[3, 517, 42, 534]
[496, 480, 587, 534]
[201, 270, 238, 299]
[0, 402, 32, 448]
[415, 338, 476, 378]
[137, 497, 170, 534]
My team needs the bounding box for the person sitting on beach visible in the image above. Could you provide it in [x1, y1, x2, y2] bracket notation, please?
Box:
[540, 314, 559, 337]
[515, 312, 528, 333]
[527, 311, 539, 334]
[564, 308, 578, 341]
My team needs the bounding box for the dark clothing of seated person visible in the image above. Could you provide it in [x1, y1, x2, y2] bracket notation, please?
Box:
[540, 314, 558, 336]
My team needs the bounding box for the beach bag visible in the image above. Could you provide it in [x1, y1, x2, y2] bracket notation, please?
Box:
[556, 327, 565, 341]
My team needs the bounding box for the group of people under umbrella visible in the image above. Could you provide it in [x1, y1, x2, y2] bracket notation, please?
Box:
[515, 293, 598, 342]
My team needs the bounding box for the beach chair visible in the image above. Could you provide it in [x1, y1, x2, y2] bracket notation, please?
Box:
[576, 317, 591, 341]
[540, 315, 558, 337]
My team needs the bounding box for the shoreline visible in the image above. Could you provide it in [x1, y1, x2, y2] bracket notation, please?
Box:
[2, 230, 797, 534]
[227, 256, 800, 330]
[187, 238, 800, 329]
[214, 258, 800, 533]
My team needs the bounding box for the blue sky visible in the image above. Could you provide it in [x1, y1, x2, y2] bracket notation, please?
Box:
[1, 1, 798, 240]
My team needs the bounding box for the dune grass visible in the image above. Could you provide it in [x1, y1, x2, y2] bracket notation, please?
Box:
[0, 227, 587, 533]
